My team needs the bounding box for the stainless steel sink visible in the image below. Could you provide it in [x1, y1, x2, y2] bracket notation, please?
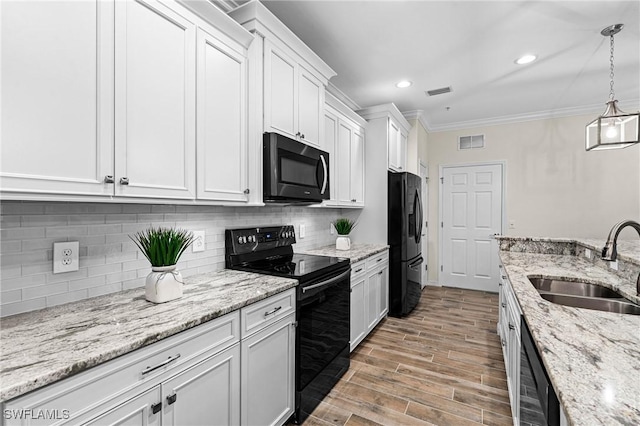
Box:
[528, 278, 622, 298]
[539, 293, 640, 315]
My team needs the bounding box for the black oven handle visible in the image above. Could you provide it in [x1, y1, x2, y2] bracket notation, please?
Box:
[301, 269, 350, 294]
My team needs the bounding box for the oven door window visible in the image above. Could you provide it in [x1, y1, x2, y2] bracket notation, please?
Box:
[297, 276, 350, 390]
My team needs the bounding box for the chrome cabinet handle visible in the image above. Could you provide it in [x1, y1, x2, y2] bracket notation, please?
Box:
[501, 303, 506, 308]
[378, 270, 383, 275]
[264, 306, 282, 317]
[377, 258, 383, 263]
[501, 275, 507, 279]
[141, 354, 181, 376]
[244, 188, 250, 194]
[120, 177, 129, 185]
[104, 175, 115, 184]
[354, 268, 363, 273]
[508, 323, 515, 330]
[151, 402, 162, 414]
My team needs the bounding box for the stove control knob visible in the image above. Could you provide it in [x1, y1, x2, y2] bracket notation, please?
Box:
[249, 235, 254, 243]
[237, 236, 243, 244]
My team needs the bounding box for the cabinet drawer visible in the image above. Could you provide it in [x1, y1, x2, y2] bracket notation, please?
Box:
[3, 312, 239, 426]
[366, 251, 389, 270]
[241, 288, 296, 338]
[351, 260, 366, 280]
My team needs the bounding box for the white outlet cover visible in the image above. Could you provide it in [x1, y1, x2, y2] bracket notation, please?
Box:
[192, 231, 205, 253]
[299, 224, 306, 239]
[53, 241, 79, 274]
[584, 248, 592, 259]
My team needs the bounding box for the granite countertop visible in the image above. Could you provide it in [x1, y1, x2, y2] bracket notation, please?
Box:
[0, 270, 297, 403]
[302, 243, 389, 263]
[498, 239, 640, 425]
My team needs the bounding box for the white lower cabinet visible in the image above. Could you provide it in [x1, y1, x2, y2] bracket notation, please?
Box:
[84, 386, 162, 426]
[162, 344, 240, 426]
[2, 289, 296, 426]
[498, 262, 522, 426]
[240, 314, 295, 426]
[350, 250, 389, 352]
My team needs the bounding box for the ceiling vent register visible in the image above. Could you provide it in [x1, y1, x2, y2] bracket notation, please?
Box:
[458, 135, 485, 150]
[426, 86, 452, 96]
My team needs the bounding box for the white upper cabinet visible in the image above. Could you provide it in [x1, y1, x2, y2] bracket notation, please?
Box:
[1, 0, 254, 203]
[358, 104, 411, 173]
[0, 0, 114, 196]
[325, 94, 366, 208]
[229, 1, 335, 148]
[114, 0, 196, 199]
[196, 27, 249, 202]
[387, 117, 408, 172]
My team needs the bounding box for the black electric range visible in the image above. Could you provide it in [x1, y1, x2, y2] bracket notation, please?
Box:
[225, 226, 351, 424]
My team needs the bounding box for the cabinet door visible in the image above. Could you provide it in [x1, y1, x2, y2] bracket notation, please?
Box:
[378, 263, 389, 320]
[388, 119, 401, 171]
[323, 111, 338, 205]
[399, 131, 408, 171]
[114, 0, 196, 199]
[0, 0, 114, 196]
[350, 274, 366, 352]
[365, 269, 380, 332]
[162, 344, 240, 426]
[337, 121, 353, 204]
[297, 66, 323, 146]
[264, 41, 296, 138]
[196, 28, 248, 202]
[84, 386, 161, 426]
[241, 315, 295, 426]
[350, 128, 365, 205]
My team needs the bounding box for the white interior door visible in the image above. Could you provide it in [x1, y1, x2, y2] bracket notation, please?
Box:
[441, 163, 503, 292]
[419, 161, 428, 288]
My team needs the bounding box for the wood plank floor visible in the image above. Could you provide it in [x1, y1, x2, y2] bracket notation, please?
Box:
[303, 286, 513, 426]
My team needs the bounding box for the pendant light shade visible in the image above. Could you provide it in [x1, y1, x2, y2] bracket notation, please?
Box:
[585, 24, 640, 151]
[586, 100, 640, 150]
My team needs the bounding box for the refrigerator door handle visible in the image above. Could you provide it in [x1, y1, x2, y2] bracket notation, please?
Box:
[408, 256, 424, 270]
[414, 189, 422, 244]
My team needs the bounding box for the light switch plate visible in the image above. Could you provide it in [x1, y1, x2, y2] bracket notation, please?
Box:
[584, 248, 592, 259]
[192, 231, 205, 253]
[299, 224, 306, 239]
[53, 241, 79, 274]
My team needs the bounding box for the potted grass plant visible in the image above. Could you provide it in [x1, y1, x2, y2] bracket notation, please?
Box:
[130, 227, 194, 303]
[333, 218, 357, 251]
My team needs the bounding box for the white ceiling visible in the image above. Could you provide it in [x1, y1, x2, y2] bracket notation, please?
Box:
[238, 0, 640, 131]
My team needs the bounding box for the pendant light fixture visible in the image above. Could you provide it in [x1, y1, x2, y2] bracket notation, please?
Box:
[585, 24, 640, 151]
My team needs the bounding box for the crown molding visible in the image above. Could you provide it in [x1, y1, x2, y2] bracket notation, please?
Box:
[427, 99, 640, 133]
[326, 82, 361, 112]
[402, 110, 430, 133]
[357, 103, 411, 132]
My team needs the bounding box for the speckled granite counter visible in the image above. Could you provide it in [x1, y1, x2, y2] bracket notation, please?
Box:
[0, 270, 297, 402]
[302, 243, 389, 263]
[498, 237, 640, 425]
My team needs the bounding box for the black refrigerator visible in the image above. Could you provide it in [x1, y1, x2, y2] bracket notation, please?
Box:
[388, 171, 424, 317]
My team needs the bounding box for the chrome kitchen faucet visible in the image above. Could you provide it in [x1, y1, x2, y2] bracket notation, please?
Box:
[601, 220, 640, 295]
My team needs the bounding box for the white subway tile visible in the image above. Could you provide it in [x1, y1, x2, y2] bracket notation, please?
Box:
[1, 298, 47, 317]
[69, 276, 106, 291]
[122, 204, 152, 214]
[22, 215, 68, 227]
[0, 215, 21, 228]
[1, 289, 22, 304]
[1, 240, 21, 253]
[106, 270, 137, 284]
[1, 227, 46, 240]
[88, 224, 122, 235]
[2, 202, 46, 215]
[47, 289, 88, 307]
[45, 225, 89, 238]
[46, 268, 88, 284]
[122, 278, 145, 290]
[87, 282, 123, 298]
[88, 263, 122, 277]
[2, 274, 46, 291]
[23, 282, 69, 300]
[21, 262, 51, 276]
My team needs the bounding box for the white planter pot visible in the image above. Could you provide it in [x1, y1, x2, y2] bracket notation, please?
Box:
[145, 265, 183, 304]
[336, 236, 351, 251]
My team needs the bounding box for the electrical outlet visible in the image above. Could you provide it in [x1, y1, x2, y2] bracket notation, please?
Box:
[299, 224, 306, 239]
[609, 260, 618, 271]
[584, 248, 592, 259]
[330, 223, 334, 235]
[192, 231, 205, 253]
[53, 241, 79, 274]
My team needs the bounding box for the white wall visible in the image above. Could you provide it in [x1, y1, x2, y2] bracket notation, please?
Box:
[0, 202, 344, 317]
[425, 113, 640, 283]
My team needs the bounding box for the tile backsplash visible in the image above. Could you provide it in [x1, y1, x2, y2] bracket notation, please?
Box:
[0, 201, 345, 317]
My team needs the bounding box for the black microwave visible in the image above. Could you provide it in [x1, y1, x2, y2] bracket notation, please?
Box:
[263, 132, 329, 204]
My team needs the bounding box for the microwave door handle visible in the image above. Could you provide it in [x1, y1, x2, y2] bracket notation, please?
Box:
[319, 154, 328, 195]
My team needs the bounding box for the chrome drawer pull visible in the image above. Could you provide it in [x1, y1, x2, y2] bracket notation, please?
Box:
[501, 275, 507, 279]
[501, 303, 506, 308]
[508, 323, 515, 330]
[354, 268, 363, 273]
[141, 353, 181, 376]
[264, 306, 282, 317]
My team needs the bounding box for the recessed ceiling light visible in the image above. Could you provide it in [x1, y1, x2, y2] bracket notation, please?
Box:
[515, 54, 537, 65]
[396, 80, 412, 88]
